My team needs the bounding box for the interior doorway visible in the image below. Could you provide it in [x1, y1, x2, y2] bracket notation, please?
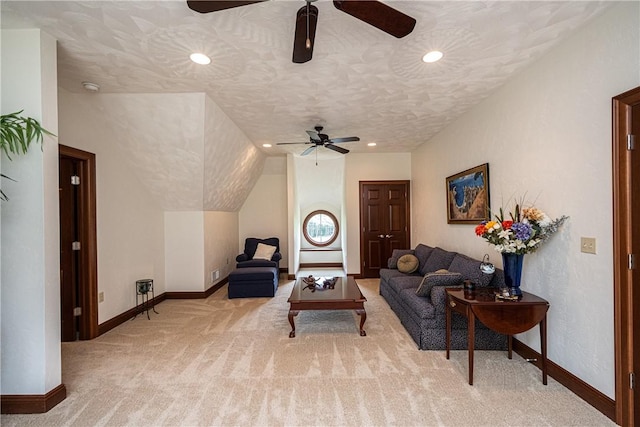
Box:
[58, 145, 99, 341]
[359, 181, 410, 278]
[612, 86, 639, 426]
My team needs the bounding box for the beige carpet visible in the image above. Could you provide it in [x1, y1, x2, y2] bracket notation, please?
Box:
[2, 279, 613, 426]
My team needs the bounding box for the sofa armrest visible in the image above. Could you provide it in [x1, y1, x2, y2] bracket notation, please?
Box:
[271, 252, 282, 263]
[431, 284, 464, 315]
[236, 253, 249, 263]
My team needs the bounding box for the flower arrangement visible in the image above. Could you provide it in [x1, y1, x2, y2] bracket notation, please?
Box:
[475, 202, 568, 255]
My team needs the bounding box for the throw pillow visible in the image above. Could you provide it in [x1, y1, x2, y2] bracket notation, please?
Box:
[415, 270, 463, 297]
[397, 254, 419, 274]
[253, 243, 277, 260]
[388, 249, 415, 269]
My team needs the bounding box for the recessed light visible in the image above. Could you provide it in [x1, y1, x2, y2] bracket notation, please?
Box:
[422, 50, 443, 63]
[190, 53, 211, 65]
[82, 81, 100, 92]
[262, 143, 272, 148]
[367, 142, 377, 147]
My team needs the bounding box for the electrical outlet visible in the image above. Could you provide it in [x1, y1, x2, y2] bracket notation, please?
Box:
[581, 237, 596, 254]
[98, 292, 104, 303]
[210, 270, 220, 283]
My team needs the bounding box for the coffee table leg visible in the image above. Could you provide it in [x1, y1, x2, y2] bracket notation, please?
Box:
[356, 309, 367, 336]
[288, 310, 299, 338]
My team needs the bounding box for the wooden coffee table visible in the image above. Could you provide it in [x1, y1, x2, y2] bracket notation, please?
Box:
[287, 276, 367, 338]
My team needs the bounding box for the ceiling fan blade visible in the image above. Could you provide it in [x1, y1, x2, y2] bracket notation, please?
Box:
[332, 1, 416, 38]
[306, 130, 321, 142]
[293, 3, 318, 64]
[329, 136, 360, 143]
[325, 144, 350, 154]
[187, 0, 267, 13]
[276, 142, 311, 145]
[301, 145, 317, 156]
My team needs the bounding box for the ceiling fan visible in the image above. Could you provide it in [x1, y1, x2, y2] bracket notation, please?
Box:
[276, 126, 359, 156]
[186, 0, 417, 63]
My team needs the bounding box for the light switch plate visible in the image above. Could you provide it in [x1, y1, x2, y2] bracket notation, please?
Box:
[581, 237, 596, 254]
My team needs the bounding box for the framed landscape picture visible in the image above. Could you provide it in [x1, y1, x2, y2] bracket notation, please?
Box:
[446, 163, 490, 224]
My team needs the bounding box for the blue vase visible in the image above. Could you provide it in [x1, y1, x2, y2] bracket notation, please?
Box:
[502, 253, 524, 297]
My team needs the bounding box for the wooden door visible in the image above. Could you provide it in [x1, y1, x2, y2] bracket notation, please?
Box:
[360, 181, 410, 278]
[58, 145, 99, 341]
[613, 86, 640, 426]
[59, 156, 79, 341]
[631, 100, 639, 425]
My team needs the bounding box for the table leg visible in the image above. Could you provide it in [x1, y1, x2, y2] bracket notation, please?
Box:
[355, 309, 367, 336]
[446, 297, 451, 360]
[288, 310, 299, 338]
[540, 314, 548, 385]
[468, 311, 475, 385]
[508, 335, 513, 359]
[145, 293, 150, 320]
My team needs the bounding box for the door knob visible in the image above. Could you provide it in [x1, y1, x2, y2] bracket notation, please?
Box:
[377, 234, 385, 238]
[385, 234, 394, 238]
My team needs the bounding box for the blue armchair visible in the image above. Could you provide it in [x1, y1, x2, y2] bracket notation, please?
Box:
[236, 237, 282, 269]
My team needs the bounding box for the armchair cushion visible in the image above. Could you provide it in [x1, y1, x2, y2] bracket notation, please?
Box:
[237, 237, 281, 269]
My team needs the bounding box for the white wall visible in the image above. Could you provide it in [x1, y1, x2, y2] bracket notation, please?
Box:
[411, 2, 639, 398]
[344, 153, 412, 274]
[287, 154, 300, 275]
[165, 212, 205, 292]
[204, 211, 239, 288]
[58, 90, 166, 323]
[295, 155, 344, 253]
[1, 29, 61, 394]
[238, 156, 288, 269]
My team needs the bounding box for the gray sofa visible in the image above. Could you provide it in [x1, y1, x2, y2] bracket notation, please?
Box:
[380, 244, 507, 350]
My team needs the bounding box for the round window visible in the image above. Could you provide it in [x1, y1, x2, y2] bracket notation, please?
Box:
[303, 210, 339, 247]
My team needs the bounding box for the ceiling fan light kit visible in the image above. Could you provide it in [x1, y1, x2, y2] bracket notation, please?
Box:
[187, 0, 416, 64]
[293, 2, 318, 64]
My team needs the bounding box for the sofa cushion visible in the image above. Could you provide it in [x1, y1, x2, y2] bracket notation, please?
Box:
[415, 270, 463, 297]
[380, 268, 409, 283]
[421, 247, 457, 274]
[397, 254, 419, 274]
[448, 253, 494, 287]
[399, 289, 436, 319]
[388, 249, 415, 269]
[414, 244, 434, 274]
[388, 276, 423, 295]
[253, 243, 277, 260]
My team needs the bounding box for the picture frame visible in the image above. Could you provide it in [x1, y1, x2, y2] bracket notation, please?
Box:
[446, 163, 490, 224]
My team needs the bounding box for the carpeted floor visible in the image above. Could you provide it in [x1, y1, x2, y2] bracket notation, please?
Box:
[2, 278, 614, 426]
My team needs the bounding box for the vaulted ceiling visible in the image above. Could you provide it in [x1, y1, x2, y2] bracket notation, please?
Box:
[3, 1, 612, 156]
[2, 1, 613, 211]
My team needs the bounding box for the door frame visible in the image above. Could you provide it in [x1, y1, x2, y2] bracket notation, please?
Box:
[359, 180, 411, 278]
[612, 86, 639, 426]
[59, 145, 99, 340]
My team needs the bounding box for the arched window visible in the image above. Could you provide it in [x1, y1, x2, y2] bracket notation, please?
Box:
[302, 210, 339, 247]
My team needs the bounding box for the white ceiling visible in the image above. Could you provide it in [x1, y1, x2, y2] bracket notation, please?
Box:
[2, 0, 612, 157]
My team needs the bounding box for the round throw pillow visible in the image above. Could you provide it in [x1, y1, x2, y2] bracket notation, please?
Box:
[397, 254, 419, 274]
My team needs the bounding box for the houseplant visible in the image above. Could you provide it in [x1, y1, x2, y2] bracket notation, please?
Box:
[0, 110, 55, 200]
[475, 201, 568, 296]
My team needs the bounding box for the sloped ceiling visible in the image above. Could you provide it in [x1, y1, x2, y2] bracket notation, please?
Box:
[1, 0, 612, 210]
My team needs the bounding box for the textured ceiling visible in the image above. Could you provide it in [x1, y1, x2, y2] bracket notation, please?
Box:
[2, 0, 612, 158]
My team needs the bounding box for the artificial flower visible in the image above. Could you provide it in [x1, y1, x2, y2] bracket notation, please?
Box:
[476, 200, 568, 255]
